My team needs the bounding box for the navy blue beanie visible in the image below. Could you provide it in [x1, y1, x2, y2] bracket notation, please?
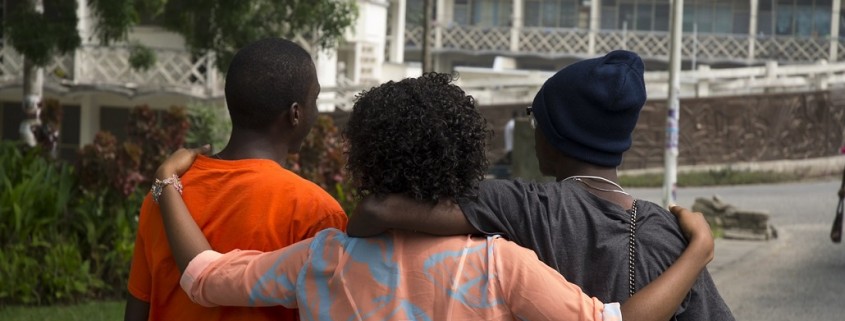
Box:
[532, 50, 646, 167]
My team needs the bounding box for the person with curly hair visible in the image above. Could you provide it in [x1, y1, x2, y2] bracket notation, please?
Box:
[348, 51, 734, 320]
[151, 73, 715, 321]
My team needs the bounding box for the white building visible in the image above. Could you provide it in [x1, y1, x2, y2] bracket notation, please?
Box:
[2, 0, 845, 161]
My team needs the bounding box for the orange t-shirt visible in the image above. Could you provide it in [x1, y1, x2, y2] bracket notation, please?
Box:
[127, 155, 348, 321]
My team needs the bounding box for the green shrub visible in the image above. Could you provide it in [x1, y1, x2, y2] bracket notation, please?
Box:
[0, 142, 96, 304]
[186, 103, 231, 153]
[74, 104, 188, 297]
[0, 244, 41, 303]
[128, 43, 156, 72]
[0, 104, 189, 305]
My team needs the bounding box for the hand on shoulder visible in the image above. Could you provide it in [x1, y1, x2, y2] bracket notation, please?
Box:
[156, 145, 211, 179]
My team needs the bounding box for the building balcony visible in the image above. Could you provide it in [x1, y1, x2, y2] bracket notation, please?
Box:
[0, 45, 223, 98]
[404, 25, 845, 65]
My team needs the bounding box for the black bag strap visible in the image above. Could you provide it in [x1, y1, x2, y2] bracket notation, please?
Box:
[627, 200, 638, 297]
[831, 166, 845, 243]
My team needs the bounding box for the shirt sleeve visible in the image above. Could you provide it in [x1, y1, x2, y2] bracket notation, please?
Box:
[299, 196, 348, 240]
[493, 239, 618, 321]
[180, 238, 314, 308]
[637, 204, 735, 321]
[126, 196, 154, 302]
[307, 209, 349, 237]
[675, 268, 736, 321]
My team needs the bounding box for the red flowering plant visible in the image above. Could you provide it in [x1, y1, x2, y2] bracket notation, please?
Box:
[287, 115, 357, 214]
[73, 105, 189, 296]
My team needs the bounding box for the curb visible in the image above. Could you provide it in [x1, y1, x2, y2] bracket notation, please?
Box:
[620, 156, 845, 178]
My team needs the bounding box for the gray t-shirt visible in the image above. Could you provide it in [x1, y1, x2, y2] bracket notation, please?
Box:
[458, 179, 734, 321]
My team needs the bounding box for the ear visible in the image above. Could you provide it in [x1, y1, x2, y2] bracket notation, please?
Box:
[289, 102, 302, 127]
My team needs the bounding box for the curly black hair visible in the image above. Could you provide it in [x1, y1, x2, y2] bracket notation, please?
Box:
[344, 73, 491, 202]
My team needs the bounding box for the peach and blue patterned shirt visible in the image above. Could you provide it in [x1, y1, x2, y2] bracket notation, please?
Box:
[181, 229, 622, 321]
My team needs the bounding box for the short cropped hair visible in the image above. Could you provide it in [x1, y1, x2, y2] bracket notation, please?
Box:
[344, 73, 491, 202]
[224, 38, 315, 129]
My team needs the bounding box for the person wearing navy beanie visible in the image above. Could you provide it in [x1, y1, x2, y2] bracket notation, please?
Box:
[532, 50, 645, 168]
[349, 51, 736, 320]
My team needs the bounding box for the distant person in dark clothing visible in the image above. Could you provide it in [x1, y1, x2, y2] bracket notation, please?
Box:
[503, 110, 517, 163]
[348, 50, 735, 320]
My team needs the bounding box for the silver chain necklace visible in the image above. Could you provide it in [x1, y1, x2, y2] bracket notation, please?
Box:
[564, 175, 638, 296]
[563, 175, 630, 196]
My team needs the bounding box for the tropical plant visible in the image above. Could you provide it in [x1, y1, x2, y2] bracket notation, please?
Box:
[287, 115, 357, 213]
[186, 103, 231, 153]
[0, 142, 93, 304]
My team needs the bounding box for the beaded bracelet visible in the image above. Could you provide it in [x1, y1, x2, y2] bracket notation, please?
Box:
[151, 174, 183, 204]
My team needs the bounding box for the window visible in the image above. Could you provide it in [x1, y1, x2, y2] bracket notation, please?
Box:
[58, 105, 80, 163]
[406, 0, 426, 27]
[471, 0, 512, 27]
[455, 0, 471, 25]
[1, 102, 24, 141]
[524, 0, 578, 28]
[526, 0, 542, 27]
[813, 7, 831, 37]
[541, 1, 559, 26]
[713, 4, 733, 34]
[775, 0, 795, 36]
[767, 0, 835, 37]
[618, 3, 635, 30]
[653, 4, 670, 31]
[759, 0, 774, 36]
[733, 10, 750, 34]
[635, 3, 653, 31]
[601, 5, 618, 30]
[100, 107, 131, 142]
[609, 0, 751, 34]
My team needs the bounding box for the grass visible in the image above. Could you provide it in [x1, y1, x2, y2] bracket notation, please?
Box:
[0, 300, 124, 321]
[620, 168, 800, 188]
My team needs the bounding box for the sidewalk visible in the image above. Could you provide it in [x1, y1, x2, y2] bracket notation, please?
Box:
[709, 238, 768, 275]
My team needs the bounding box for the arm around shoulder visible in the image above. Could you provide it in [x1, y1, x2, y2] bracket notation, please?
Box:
[347, 194, 477, 237]
[181, 239, 315, 308]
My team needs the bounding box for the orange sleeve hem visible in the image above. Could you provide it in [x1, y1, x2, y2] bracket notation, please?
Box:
[127, 283, 151, 302]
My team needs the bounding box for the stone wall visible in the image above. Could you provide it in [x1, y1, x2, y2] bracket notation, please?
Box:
[326, 89, 845, 173]
[478, 90, 845, 172]
[625, 90, 845, 171]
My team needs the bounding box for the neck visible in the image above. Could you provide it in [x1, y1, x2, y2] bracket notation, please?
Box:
[554, 162, 633, 209]
[552, 163, 619, 184]
[216, 128, 290, 166]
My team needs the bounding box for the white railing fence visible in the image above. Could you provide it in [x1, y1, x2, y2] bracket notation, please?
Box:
[407, 24, 844, 64]
[449, 59, 845, 107]
[0, 45, 222, 98]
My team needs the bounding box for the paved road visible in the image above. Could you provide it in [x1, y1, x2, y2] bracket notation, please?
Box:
[630, 179, 845, 321]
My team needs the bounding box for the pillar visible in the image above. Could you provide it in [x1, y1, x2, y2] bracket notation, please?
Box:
[695, 65, 711, 97]
[511, 0, 524, 52]
[588, 0, 601, 55]
[749, 0, 758, 62]
[316, 48, 339, 112]
[434, 0, 446, 49]
[831, 0, 841, 62]
[389, 0, 407, 63]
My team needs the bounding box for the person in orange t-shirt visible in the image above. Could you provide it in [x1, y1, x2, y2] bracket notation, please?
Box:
[124, 38, 347, 321]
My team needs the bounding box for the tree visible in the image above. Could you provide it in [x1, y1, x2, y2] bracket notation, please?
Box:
[159, 0, 357, 71]
[3, 0, 358, 145]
